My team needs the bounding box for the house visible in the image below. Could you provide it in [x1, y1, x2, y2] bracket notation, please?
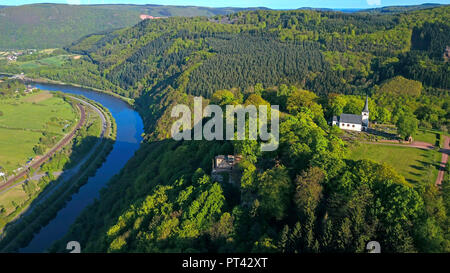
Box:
[211, 155, 241, 184]
[212, 155, 234, 171]
[332, 95, 370, 132]
[24, 85, 36, 93]
[6, 55, 17, 62]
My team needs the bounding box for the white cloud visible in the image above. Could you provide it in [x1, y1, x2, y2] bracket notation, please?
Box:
[367, 0, 382, 6]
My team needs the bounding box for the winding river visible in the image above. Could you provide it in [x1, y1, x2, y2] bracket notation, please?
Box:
[19, 83, 144, 253]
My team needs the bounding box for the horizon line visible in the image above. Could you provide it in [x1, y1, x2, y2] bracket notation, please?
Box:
[0, 2, 446, 10]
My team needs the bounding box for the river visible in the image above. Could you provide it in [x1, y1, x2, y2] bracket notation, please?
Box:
[19, 83, 144, 253]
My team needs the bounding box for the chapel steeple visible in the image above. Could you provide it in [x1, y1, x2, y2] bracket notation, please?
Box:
[362, 95, 369, 129]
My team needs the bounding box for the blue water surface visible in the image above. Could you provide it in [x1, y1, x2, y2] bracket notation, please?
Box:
[19, 83, 144, 252]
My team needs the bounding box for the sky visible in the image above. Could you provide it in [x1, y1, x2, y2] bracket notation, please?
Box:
[0, 0, 449, 9]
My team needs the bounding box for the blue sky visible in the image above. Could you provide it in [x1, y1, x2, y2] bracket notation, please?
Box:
[0, 0, 449, 9]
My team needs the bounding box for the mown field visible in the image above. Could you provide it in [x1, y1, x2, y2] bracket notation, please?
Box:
[12, 55, 74, 70]
[0, 91, 76, 173]
[348, 143, 442, 185]
[414, 129, 445, 146]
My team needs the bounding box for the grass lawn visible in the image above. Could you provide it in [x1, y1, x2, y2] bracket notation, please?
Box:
[0, 91, 77, 173]
[0, 91, 76, 133]
[348, 143, 441, 185]
[0, 128, 43, 172]
[414, 129, 439, 145]
[0, 184, 29, 216]
[0, 179, 40, 229]
[36, 55, 68, 66]
[16, 55, 71, 70]
[18, 62, 41, 70]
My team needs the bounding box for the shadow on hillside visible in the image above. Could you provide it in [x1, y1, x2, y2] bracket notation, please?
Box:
[0, 135, 114, 253]
[366, 128, 399, 140]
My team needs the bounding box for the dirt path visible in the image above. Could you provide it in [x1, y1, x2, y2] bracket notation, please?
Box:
[436, 136, 449, 186]
[362, 141, 434, 150]
[0, 103, 86, 193]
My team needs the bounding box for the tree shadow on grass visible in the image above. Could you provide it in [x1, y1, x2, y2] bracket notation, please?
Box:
[410, 165, 424, 171]
[366, 128, 399, 140]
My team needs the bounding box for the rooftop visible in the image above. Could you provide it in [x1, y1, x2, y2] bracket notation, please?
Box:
[338, 113, 362, 124]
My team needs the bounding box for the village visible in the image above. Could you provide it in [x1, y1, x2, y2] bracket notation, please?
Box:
[0, 49, 37, 63]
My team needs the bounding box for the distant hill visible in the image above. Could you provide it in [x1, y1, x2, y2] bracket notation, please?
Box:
[0, 3, 256, 49]
[280, 4, 444, 14]
[358, 3, 444, 14]
[128, 4, 265, 17]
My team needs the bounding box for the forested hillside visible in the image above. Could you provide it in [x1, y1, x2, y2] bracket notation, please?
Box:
[39, 6, 447, 135]
[2, 6, 449, 253]
[51, 85, 450, 253]
[0, 3, 252, 49]
[359, 3, 443, 14]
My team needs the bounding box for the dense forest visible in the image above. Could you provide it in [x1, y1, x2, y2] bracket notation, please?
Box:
[1, 6, 449, 253]
[50, 86, 450, 253]
[0, 3, 252, 49]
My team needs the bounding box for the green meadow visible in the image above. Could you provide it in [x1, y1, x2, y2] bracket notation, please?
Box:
[13, 55, 72, 71]
[348, 143, 441, 185]
[0, 91, 77, 173]
[0, 128, 43, 173]
[0, 95, 107, 230]
[414, 129, 444, 146]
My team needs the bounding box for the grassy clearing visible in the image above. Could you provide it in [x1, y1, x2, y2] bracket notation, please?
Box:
[0, 183, 32, 216]
[414, 129, 440, 145]
[0, 91, 76, 133]
[0, 91, 77, 173]
[0, 128, 43, 172]
[348, 143, 441, 185]
[16, 55, 72, 70]
[22, 90, 53, 103]
[0, 96, 113, 233]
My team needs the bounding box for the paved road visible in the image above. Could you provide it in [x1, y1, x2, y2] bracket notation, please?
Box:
[0, 103, 86, 193]
[436, 136, 450, 186]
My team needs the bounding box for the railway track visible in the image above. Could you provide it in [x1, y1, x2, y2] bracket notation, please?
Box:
[0, 103, 86, 192]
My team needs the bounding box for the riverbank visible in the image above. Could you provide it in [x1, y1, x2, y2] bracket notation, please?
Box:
[0, 82, 143, 253]
[0, 94, 117, 252]
[0, 72, 134, 106]
[0, 101, 85, 192]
